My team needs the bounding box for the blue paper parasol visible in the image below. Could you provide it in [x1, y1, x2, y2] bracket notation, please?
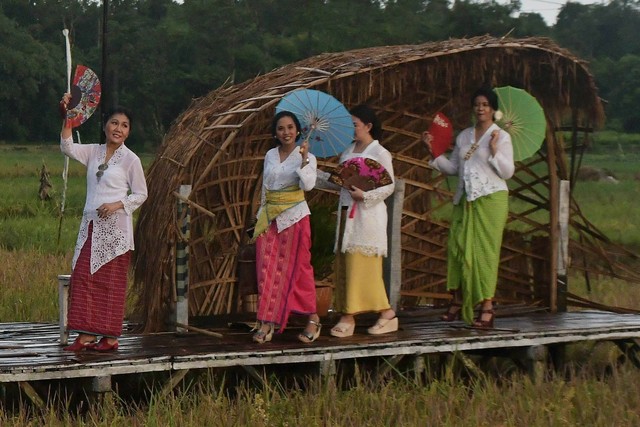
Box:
[275, 89, 354, 158]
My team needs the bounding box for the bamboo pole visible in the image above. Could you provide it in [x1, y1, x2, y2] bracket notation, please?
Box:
[175, 322, 223, 338]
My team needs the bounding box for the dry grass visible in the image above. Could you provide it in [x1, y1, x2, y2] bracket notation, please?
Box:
[1, 366, 640, 426]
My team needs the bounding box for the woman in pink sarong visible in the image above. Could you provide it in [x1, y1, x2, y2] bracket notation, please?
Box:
[59, 92, 147, 352]
[251, 111, 321, 344]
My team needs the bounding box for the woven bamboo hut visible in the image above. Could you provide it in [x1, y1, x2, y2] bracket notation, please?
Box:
[132, 35, 639, 332]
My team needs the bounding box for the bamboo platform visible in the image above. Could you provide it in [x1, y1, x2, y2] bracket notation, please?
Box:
[2, 310, 640, 386]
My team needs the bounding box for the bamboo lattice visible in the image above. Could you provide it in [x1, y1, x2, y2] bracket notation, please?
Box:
[131, 36, 639, 332]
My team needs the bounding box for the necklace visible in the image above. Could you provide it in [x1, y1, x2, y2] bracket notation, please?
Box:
[464, 142, 480, 161]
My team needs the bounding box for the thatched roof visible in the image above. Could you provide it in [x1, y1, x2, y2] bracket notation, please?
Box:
[132, 35, 617, 332]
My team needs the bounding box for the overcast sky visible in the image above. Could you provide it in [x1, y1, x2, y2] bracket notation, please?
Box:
[513, 0, 603, 25]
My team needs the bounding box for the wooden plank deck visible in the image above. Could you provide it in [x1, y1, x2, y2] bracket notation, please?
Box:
[2, 310, 640, 383]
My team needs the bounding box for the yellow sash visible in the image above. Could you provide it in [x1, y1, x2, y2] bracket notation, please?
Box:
[251, 186, 305, 242]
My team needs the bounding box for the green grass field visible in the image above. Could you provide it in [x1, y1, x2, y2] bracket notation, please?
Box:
[1, 143, 639, 425]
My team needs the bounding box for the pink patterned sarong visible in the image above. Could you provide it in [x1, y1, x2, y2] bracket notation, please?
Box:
[255, 216, 316, 332]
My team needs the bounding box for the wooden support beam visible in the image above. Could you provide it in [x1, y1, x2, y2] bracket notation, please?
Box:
[161, 369, 190, 397]
[614, 339, 640, 370]
[454, 352, 484, 378]
[413, 355, 426, 381]
[511, 345, 548, 383]
[242, 365, 266, 386]
[320, 359, 336, 378]
[377, 354, 405, 378]
[92, 376, 112, 393]
[18, 381, 45, 409]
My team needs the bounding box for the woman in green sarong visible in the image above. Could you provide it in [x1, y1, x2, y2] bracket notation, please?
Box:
[422, 87, 514, 327]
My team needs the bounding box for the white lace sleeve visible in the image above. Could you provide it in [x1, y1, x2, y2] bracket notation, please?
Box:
[315, 169, 341, 191]
[296, 154, 317, 191]
[121, 157, 148, 215]
[488, 131, 515, 179]
[430, 140, 460, 176]
[363, 182, 395, 208]
[60, 134, 93, 166]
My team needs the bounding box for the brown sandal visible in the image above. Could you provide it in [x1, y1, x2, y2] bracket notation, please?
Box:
[473, 309, 495, 328]
[441, 302, 462, 321]
[441, 290, 462, 321]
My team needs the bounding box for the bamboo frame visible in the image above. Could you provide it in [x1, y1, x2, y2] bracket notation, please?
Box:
[131, 36, 638, 332]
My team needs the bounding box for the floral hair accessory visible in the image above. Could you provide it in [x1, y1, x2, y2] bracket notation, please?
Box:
[494, 110, 503, 121]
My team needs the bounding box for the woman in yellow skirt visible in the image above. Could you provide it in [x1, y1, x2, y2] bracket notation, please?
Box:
[317, 105, 398, 337]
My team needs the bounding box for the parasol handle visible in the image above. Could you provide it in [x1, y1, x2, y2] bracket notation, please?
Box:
[302, 125, 316, 147]
[62, 29, 71, 93]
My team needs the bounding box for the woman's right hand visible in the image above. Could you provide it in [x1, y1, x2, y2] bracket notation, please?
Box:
[59, 93, 72, 117]
[421, 131, 434, 157]
[60, 93, 73, 137]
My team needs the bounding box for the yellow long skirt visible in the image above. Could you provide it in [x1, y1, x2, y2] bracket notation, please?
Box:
[333, 210, 391, 315]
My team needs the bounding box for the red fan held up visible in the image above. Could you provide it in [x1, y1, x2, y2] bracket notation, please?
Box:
[428, 112, 453, 158]
[59, 65, 102, 128]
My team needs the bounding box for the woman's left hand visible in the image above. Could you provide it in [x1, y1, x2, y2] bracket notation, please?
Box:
[97, 202, 121, 218]
[300, 139, 309, 163]
[490, 130, 500, 157]
[348, 185, 365, 202]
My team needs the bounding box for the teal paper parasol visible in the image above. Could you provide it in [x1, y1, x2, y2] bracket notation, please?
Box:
[276, 89, 354, 158]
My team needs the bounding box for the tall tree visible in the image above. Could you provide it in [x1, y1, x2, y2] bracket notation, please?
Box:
[0, 10, 61, 141]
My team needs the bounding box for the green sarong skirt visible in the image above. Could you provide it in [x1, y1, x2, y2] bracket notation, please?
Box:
[447, 190, 509, 324]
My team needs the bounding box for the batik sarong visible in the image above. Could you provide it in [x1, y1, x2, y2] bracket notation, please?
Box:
[67, 222, 131, 337]
[255, 216, 316, 331]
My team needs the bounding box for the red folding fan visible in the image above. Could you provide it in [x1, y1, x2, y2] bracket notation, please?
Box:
[428, 112, 453, 158]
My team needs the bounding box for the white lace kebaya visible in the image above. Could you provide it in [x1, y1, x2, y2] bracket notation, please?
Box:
[61, 135, 148, 274]
[257, 146, 317, 233]
[316, 140, 395, 257]
[430, 123, 514, 205]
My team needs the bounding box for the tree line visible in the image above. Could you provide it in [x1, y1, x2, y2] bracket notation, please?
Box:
[1, 0, 639, 148]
